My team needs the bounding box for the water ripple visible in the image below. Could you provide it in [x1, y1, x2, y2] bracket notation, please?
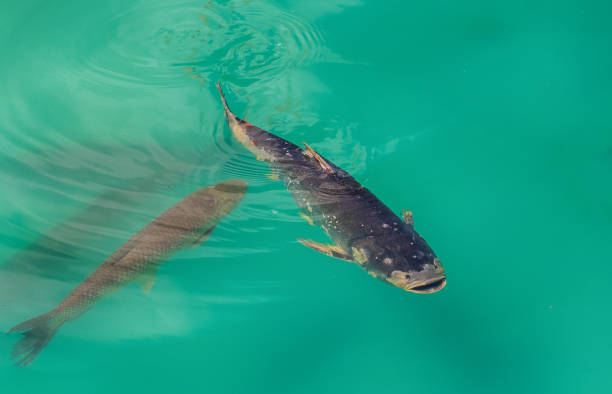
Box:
[41, 0, 334, 91]
[170, 1, 329, 86]
[0, 0, 339, 288]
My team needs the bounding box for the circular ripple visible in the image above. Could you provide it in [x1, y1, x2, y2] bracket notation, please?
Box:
[163, 1, 328, 87]
[0, 0, 334, 282]
[52, 0, 331, 90]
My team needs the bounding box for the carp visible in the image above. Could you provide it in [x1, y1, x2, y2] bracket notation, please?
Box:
[8, 179, 247, 366]
[216, 83, 445, 295]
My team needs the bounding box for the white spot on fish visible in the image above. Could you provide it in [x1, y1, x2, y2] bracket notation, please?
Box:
[382, 223, 390, 229]
[383, 257, 393, 265]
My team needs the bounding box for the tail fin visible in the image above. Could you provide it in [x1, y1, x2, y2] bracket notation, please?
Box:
[215, 82, 236, 120]
[7, 311, 60, 367]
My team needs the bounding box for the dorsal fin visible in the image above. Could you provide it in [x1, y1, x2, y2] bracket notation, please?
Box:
[302, 142, 334, 173]
[189, 226, 215, 248]
[402, 209, 414, 227]
[105, 232, 144, 266]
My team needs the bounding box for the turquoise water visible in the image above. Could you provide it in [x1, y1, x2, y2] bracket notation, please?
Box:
[1, 0, 611, 392]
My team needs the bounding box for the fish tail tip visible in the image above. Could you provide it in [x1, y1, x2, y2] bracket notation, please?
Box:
[215, 82, 233, 116]
[215, 82, 225, 101]
[9, 312, 59, 367]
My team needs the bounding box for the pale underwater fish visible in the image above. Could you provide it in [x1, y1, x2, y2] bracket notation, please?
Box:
[1, 178, 165, 282]
[8, 179, 247, 367]
[0, 140, 210, 282]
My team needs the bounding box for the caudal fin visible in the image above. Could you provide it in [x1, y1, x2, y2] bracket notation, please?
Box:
[215, 82, 236, 120]
[7, 311, 60, 367]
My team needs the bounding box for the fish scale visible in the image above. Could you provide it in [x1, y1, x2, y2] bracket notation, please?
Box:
[8, 179, 247, 367]
[216, 83, 446, 294]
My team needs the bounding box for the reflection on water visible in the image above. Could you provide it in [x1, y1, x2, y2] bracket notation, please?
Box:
[0, 0, 339, 258]
[2, 0, 609, 392]
[0, 0, 342, 344]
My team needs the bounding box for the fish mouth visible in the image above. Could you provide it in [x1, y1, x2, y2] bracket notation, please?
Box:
[405, 276, 447, 294]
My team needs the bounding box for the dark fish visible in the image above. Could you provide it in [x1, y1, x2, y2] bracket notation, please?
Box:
[216, 83, 445, 294]
[8, 179, 247, 367]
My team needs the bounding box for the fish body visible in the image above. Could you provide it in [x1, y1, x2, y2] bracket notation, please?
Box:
[1, 173, 173, 282]
[8, 179, 247, 366]
[216, 84, 445, 294]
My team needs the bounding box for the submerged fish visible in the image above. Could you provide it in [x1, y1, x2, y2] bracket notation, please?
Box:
[8, 179, 247, 367]
[1, 173, 174, 282]
[216, 83, 445, 294]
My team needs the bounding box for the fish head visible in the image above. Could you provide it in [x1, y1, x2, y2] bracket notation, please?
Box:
[351, 229, 446, 294]
[212, 178, 248, 195]
[209, 179, 248, 210]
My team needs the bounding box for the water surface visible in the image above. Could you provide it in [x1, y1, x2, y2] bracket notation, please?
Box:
[1, 0, 611, 393]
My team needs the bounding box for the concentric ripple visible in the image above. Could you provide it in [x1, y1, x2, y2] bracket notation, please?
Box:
[165, 0, 329, 86]
[0, 0, 342, 296]
[57, 0, 332, 91]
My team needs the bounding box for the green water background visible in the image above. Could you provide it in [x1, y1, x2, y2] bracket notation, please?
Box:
[1, 0, 611, 393]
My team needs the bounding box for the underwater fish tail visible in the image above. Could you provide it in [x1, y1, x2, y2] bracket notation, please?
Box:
[8, 310, 61, 367]
[7, 180, 247, 366]
[215, 83, 304, 163]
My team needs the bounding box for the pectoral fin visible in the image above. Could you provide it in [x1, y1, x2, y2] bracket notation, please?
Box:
[302, 142, 334, 173]
[266, 173, 280, 181]
[402, 208, 414, 227]
[106, 233, 143, 266]
[298, 238, 353, 262]
[137, 266, 159, 294]
[299, 212, 315, 226]
[190, 226, 215, 248]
